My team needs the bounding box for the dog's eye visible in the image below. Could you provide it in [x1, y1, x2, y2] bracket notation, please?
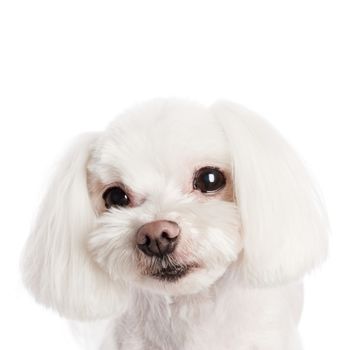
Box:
[102, 187, 130, 209]
[193, 167, 226, 193]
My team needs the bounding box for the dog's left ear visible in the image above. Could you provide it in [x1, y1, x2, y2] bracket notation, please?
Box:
[212, 101, 329, 286]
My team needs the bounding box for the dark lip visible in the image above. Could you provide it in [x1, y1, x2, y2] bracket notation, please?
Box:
[151, 263, 197, 282]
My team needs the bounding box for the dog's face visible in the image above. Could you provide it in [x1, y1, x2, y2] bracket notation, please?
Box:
[87, 104, 242, 295]
[21, 100, 328, 320]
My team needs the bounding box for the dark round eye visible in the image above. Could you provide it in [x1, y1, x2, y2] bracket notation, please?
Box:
[193, 167, 226, 193]
[102, 186, 130, 209]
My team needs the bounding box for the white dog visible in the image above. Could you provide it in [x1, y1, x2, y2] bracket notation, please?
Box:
[22, 99, 328, 350]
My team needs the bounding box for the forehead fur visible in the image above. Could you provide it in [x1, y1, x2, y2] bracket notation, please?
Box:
[89, 100, 230, 188]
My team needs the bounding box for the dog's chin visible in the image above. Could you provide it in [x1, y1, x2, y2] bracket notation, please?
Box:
[150, 262, 200, 283]
[134, 255, 228, 296]
[138, 255, 199, 282]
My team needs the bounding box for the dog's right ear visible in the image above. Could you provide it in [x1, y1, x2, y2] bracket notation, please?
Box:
[21, 133, 128, 320]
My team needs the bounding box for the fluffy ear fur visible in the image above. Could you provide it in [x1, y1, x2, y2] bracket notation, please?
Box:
[21, 134, 127, 320]
[212, 102, 329, 286]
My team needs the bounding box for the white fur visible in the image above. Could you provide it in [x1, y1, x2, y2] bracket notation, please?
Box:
[21, 99, 328, 349]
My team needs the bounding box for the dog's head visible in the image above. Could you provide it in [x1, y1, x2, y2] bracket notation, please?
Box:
[21, 100, 328, 320]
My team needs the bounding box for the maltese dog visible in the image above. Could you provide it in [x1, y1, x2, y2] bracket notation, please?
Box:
[22, 99, 328, 349]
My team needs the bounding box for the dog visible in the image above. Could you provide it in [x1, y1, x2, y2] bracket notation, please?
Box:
[22, 99, 328, 349]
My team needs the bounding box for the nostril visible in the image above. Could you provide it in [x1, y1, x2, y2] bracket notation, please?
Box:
[161, 231, 169, 239]
[137, 233, 151, 246]
[161, 231, 179, 242]
[144, 235, 151, 246]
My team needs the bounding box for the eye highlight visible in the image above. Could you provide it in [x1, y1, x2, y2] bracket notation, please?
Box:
[102, 186, 130, 209]
[193, 167, 226, 193]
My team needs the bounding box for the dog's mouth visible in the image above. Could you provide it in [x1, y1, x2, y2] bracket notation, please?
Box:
[152, 264, 192, 282]
[140, 256, 199, 282]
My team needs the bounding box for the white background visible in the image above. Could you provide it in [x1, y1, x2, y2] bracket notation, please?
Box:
[0, 0, 349, 349]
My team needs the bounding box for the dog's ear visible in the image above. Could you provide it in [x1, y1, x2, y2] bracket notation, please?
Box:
[21, 133, 128, 320]
[212, 102, 329, 286]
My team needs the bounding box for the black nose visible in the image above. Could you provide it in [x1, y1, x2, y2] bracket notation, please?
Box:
[136, 220, 180, 257]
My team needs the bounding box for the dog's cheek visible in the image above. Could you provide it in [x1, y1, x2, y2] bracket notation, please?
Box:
[179, 205, 242, 268]
[210, 206, 243, 264]
[87, 226, 139, 280]
[199, 230, 241, 268]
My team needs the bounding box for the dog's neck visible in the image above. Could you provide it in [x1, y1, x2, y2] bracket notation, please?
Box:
[115, 274, 230, 349]
[112, 272, 302, 349]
